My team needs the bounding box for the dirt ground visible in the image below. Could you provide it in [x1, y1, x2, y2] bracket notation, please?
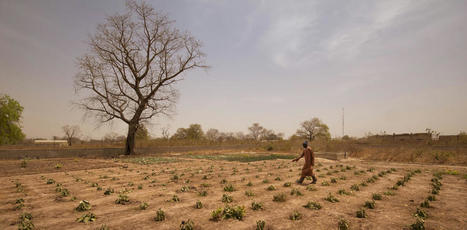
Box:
[0, 154, 466, 230]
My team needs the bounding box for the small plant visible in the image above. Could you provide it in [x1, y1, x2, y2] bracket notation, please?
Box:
[360, 182, 368, 187]
[75, 200, 91, 211]
[262, 179, 270, 184]
[324, 193, 339, 203]
[330, 178, 338, 183]
[283, 182, 292, 187]
[228, 205, 246, 219]
[20, 159, 27, 168]
[199, 190, 208, 196]
[55, 163, 62, 169]
[115, 194, 130, 204]
[140, 202, 149, 210]
[47, 178, 55, 184]
[76, 212, 96, 223]
[246, 181, 253, 186]
[180, 219, 194, 230]
[138, 184, 143, 190]
[350, 184, 360, 191]
[384, 191, 395, 196]
[256, 220, 266, 230]
[154, 208, 165, 221]
[337, 189, 350, 195]
[338, 218, 350, 230]
[222, 194, 233, 203]
[372, 193, 382, 200]
[364, 200, 375, 209]
[220, 179, 227, 184]
[290, 188, 303, 196]
[266, 185, 276, 191]
[321, 181, 330, 186]
[172, 195, 180, 202]
[210, 208, 223, 221]
[104, 188, 114, 195]
[410, 217, 425, 230]
[245, 190, 255, 197]
[303, 201, 322, 210]
[356, 208, 367, 218]
[224, 184, 235, 192]
[414, 208, 428, 219]
[420, 199, 430, 208]
[289, 210, 302, 220]
[427, 195, 436, 201]
[275, 177, 281, 181]
[91, 182, 98, 187]
[306, 185, 317, 191]
[195, 200, 203, 209]
[251, 201, 264, 210]
[273, 193, 286, 202]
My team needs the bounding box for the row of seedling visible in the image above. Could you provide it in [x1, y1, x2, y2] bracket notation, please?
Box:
[410, 172, 443, 230]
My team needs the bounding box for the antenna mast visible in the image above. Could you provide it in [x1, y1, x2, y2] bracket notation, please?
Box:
[342, 107, 345, 137]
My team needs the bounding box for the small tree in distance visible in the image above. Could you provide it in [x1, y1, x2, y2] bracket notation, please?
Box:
[62, 125, 80, 146]
[296, 118, 330, 141]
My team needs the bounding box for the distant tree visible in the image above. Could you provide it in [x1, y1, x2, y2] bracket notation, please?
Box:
[186, 124, 204, 139]
[234, 132, 245, 140]
[260, 129, 283, 141]
[296, 118, 330, 141]
[171, 128, 187, 140]
[161, 126, 170, 139]
[74, 1, 207, 155]
[62, 125, 80, 146]
[248, 123, 264, 141]
[206, 128, 220, 141]
[0, 95, 25, 145]
[104, 132, 126, 143]
[135, 124, 150, 140]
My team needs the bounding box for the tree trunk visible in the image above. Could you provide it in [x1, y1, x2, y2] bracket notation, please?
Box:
[67, 138, 72, 146]
[125, 123, 138, 155]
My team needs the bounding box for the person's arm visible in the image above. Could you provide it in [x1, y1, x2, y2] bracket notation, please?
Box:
[292, 151, 304, 162]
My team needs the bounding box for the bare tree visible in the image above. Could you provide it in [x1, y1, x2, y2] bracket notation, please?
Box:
[74, 1, 207, 154]
[161, 126, 170, 139]
[296, 118, 330, 141]
[62, 125, 80, 146]
[248, 123, 264, 141]
[205, 128, 220, 141]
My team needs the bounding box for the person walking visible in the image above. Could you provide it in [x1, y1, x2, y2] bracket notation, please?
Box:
[292, 141, 317, 184]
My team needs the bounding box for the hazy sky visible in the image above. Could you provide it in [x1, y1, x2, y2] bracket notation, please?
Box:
[1, 0, 466, 139]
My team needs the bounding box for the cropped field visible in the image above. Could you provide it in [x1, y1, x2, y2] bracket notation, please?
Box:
[1, 153, 466, 230]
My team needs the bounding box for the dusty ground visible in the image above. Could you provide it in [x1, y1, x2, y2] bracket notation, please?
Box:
[0, 154, 466, 230]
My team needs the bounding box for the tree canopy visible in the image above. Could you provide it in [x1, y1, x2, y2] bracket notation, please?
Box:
[0, 95, 25, 145]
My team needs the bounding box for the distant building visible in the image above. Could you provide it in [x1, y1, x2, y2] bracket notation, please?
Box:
[33, 139, 68, 147]
[367, 133, 432, 144]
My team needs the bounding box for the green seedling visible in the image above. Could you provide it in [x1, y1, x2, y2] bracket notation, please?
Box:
[289, 210, 302, 220]
[154, 208, 165, 221]
[273, 193, 286, 202]
[180, 219, 194, 230]
[76, 212, 96, 223]
[303, 201, 321, 210]
[290, 188, 303, 196]
[324, 193, 339, 203]
[251, 201, 264, 210]
[245, 190, 255, 197]
[338, 218, 350, 230]
[372, 193, 382, 200]
[140, 202, 149, 210]
[222, 194, 233, 203]
[75, 200, 91, 211]
[256, 220, 266, 230]
[364, 200, 375, 209]
[115, 194, 130, 204]
[195, 200, 203, 209]
[356, 208, 367, 218]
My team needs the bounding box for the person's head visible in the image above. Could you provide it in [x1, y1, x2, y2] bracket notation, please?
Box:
[302, 141, 308, 148]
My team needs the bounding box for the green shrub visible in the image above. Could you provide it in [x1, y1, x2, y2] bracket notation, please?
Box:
[266, 185, 276, 191]
[245, 190, 255, 197]
[290, 188, 303, 196]
[172, 195, 180, 202]
[420, 199, 430, 208]
[256, 220, 266, 230]
[251, 201, 264, 210]
[210, 208, 223, 221]
[115, 194, 130, 204]
[324, 193, 339, 203]
[154, 208, 165, 221]
[350, 184, 360, 191]
[139, 202, 149, 210]
[414, 208, 428, 219]
[330, 178, 338, 183]
[199, 190, 208, 196]
[273, 193, 286, 202]
[384, 191, 395, 196]
[303, 201, 321, 210]
[76, 212, 96, 223]
[223, 205, 246, 220]
[289, 210, 302, 220]
[46, 179, 55, 184]
[75, 200, 91, 211]
[180, 219, 194, 230]
[104, 188, 114, 195]
[372, 193, 382, 200]
[364, 200, 375, 209]
[410, 217, 425, 230]
[275, 177, 281, 181]
[247, 181, 253, 186]
[356, 208, 367, 218]
[321, 181, 330, 186]
[283, 182, 292, 187]
[222, 194, 233, 203]
[224, 184, 235, 192]
[338, 218, 349, 230]
[195, 200, 203, 209]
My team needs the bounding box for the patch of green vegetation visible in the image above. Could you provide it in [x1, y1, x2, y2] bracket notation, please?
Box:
[414, 208, 428, 219]
[154, 208, 165, 221]
[210, 205, 246, 221]
[184, 153, 295, 162]
[266, 185, 276, 191]
[222, 194, 233, 203]
[180, 219, 194, 230]
[303, 201, 321, 210]
[338, 218, 350, 230]
[410, 217, 425, 230]
[273, 193, 286, 202]
[283, 182, 292, 187]
[140, 202, 149, 210]
[75, 200, 91, 212]
[364, 200, 375, 209]
[372, 193, 382, 200]
[224, 184, 235, 192]
[122, 157, 180, 165]
[256, 220, 266, 230]
[289, 210, 302, 220]
[251, 201, 264, 210]
[76, 212, 96, 223]
[324, 193, 339, 203]
[115, 194, 130, 205]
[195, 200, 203, 209]
[356, 208, 367, 218]
[290, 188, 303, 196]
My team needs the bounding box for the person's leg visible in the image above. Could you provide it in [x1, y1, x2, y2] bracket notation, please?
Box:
[311, 169, 317, 184]
[296, 176, 305, 184]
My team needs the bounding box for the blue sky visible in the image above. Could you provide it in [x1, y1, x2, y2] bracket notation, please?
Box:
[1, 0, 466, 139]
